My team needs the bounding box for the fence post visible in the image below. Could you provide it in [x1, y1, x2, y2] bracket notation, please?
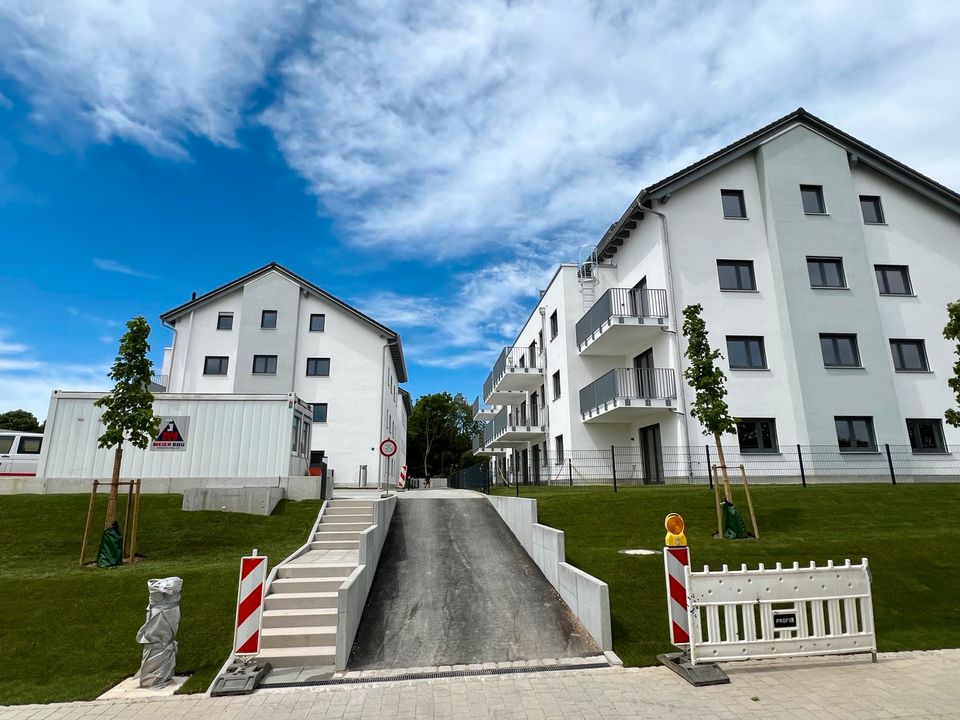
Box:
[705, 445, 713, 489]
[797, 444, 807, 488]
[568, 458, 573, 487]
[885, 443, 897, 485]
[610, 445, 618, 493]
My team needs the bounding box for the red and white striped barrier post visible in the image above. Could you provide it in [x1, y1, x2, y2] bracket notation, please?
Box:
[398, 464, 407, 490]
[234, 551, 268, 656]
[663, 513, 690, 647]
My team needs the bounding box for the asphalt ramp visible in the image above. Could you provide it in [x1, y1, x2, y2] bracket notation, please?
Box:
[348, 495, 600, 670]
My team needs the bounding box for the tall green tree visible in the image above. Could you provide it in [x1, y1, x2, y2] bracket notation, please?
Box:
[945, 301, 960, 428]
[681, 304, 737, 502]
[94, 317, 161, 528]
[408, 392, 481, 477]
[0, 409, 43, 432]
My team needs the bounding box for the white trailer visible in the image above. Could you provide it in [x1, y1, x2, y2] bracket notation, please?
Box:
[13, 392, 319, 498]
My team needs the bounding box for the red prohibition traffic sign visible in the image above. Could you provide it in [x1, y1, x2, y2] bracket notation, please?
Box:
[379, 438, 398, 457]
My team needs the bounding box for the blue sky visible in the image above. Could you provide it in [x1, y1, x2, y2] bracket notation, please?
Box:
[2, 1, 960, 420]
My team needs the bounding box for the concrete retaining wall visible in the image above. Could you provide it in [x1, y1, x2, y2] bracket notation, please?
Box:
[2, 476, 325, 500]
[182, 487, 285, 515]
[336, 495, 396, 670]
[487, 495, 613, 651]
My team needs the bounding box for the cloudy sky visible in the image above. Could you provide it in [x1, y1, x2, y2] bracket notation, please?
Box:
[1, 0, 959, 419]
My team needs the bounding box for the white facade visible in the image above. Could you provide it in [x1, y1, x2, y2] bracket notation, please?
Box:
[159, 264, 408, 486]
[474, 110, 960, 482]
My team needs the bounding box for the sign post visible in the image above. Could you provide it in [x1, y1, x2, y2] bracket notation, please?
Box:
[379, 437, 398, 498]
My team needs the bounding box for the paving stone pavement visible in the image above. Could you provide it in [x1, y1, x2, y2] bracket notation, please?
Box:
[2, 649, 958, 719]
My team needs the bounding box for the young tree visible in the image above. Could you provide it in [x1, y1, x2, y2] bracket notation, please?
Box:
[94, 317, 161, 528]
[681, 304, 737, 502]
[0, 409, 43, 432]
[945, 301, 960, 428]
[408, 392, 481, 477]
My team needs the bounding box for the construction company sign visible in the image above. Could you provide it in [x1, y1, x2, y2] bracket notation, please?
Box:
[152, 416, 189, 450]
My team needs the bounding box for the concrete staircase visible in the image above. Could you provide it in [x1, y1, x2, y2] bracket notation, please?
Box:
[257, 499, 374, 669]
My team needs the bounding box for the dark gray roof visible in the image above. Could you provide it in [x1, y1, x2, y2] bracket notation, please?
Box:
[160, 262, 407, 382]
[595, 107, 960, 261]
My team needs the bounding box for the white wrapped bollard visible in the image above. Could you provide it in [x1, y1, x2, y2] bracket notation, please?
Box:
[136, 577, 182, 688]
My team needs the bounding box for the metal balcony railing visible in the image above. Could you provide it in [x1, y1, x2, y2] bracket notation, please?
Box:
[472, 395, 494, 418]
[492, 344, 543, 379]
[150, 374, 169, 389]
[575, 288, 669, 346]
[488, 404, 548, 442]
[579, 367, 676, 415]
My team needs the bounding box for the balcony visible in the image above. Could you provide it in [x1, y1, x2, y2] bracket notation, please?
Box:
[487, 405, 548, 447]
[576, 288, 668, 355]
[472, 396, 497, 421]
[472, 430, 505, 456]
[579, 368, 677, 422]
[482, 345, 544, 404]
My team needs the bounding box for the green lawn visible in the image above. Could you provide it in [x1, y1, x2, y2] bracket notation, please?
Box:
[495, 484, 960, 667]
[0, 494, 320, 705]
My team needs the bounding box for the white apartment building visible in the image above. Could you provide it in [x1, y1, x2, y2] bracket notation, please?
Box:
[158, 263, 409, 487]
[473, 109, 960, 483]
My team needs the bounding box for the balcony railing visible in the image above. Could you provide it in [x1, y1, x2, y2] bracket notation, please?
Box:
[492, 344, 543, 379]
[472, 395, 495, 419]
[579, 367, 676, 416]
[483, 344, 544, 403]
[575, 288, 668, 346]
[150, 374, 169, 390]
[487, 404, 548, 443]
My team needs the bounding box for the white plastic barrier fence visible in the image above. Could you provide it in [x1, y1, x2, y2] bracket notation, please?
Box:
[686, 558, 876, 665]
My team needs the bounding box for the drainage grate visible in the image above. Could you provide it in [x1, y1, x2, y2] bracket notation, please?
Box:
[260, 659, 612, 688]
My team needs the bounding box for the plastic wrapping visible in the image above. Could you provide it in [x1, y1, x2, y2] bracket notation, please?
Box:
[136, 577, 182, 688]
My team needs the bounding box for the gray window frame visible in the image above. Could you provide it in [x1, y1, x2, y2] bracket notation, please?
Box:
[550, 310, 558, 340]
[312, 403, 328, 423]
[217, 312, 233, 330]
[875, 265, 913, 296]
[552, 370, 561, 399]
[261, 310, 277, 329]
[890, 339, 929, 372]
[0, 435, 13, 453]
[17, 436, 42, 454]
[820, 334, 861, 368]
[721, 189, 747, 219]
[860, 195, 885, 224]
[717, 260, 756, 291]
[252, 354, 278, 374]
[306, 357, 331, 377]
[906, 418, 946, 454]
[806, 257, 846, 288]
[309, 314, 325, 332]
[736, 418, 779, 454]
[203, 356, 229, 375]
[726, 336, 767, 369]
[800, 184, 826, 214]
[555, 434, 564, 464]
[835, 416, 877, 452]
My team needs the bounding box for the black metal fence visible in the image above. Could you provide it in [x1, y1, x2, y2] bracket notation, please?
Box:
[486, 443, 960, 493]
[448, 463, 492, 493]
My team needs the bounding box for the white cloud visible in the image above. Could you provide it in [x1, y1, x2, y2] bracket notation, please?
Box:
[67, 307, 122, 328]
[0, 91, 11, 109]
[93, 258, 158, 279]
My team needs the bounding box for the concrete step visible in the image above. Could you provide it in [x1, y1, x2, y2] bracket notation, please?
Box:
[310, 539, 360, 550]
[321, 513, 372, 523]
[308, 531, 361, 542]
[261, 608, 338, 629]
[277, 563, 356, 579]
[325, 504, 373, 513]
[261, 626, 337, 649]
[315, 522, 370, 532]
[270, 577, 348, 594]
[264, 591, 339, 610]
[257, 645, 336, 668]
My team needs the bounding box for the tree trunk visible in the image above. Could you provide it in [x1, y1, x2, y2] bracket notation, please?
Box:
[714, 432, 733, 503]
[104, 445, 123, 528]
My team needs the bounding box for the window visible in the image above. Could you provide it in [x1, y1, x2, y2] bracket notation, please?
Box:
[309, 314, 325, 332]
[890, 339, 929, 372]
[736, 419, 778, 453]
[800, 184, 826, 214]
[17, 436, 42, 454]
[306, 357, 331, 376]
[252, 355, 278, 374]
[726, 336, 767, 369]
[292, 415, 300, 452]
[555, 435, 564, 464]
[860, 195, 885, 224]
[717, 260, 756, 291]
[312, 403, 328, 423]
[906, 419, 946, 453]
[550, 310, 558, 340]
[261, 310, 277, 329]
[217, 312, 233, 330]
[0, 435, 12, 453]
[875, 265, 913, 295]
[203, 356, 229, 375]
[820, 334, 860, 367]
[835, 416, 877, 452]
[552, 370, 561, 399]
[807, 257, 846, 288]
[721, 189, 747, 218]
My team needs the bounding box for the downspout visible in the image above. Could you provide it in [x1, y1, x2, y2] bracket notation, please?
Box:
[636, 202, 694, 481]
[539, 306, 549, 476]
[377, 338, 390, 494]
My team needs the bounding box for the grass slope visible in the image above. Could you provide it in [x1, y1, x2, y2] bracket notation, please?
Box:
[0, 494, 319, 705]
[504, 485, 960, 667]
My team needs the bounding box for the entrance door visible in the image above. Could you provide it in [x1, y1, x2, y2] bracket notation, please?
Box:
[520, 449, 530, 485]
[531, 445, 541, 485]
[630, 277, 649, 317]
[638, 423, 663, 484]
[633, 349, 654, 398]
[530, 392, 539, 425]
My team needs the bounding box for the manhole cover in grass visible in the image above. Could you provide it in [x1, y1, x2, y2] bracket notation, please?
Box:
[618, 548, 661, 556]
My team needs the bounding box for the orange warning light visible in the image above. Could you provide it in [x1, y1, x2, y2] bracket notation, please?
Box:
[664, 513, 687, 546]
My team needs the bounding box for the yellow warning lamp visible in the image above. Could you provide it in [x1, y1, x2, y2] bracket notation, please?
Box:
[664, 513, 687, 547]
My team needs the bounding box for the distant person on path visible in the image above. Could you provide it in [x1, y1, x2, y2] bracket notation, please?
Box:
[424, 475, 431, 489]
